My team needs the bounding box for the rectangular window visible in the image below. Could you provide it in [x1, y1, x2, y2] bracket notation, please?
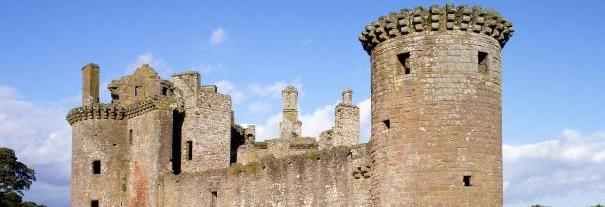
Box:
[93, 160, 101, 174]
[91, 200, 99, 207]
[135, 86, 142, 96]
[128, 129, 133, 145]
[211, 191, 218, 207]
[478, 51, 488, 74]
[187, 141, 193, 160]
[463, 175, 472, 186]
[397, 52, 411, 75]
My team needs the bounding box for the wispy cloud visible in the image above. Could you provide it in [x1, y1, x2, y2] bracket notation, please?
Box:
[0, 85, 71, 207]
[214, 80, 246, 104]
[357, 98, 371, 142]
[125, 52, 171, 77]
[210, 27, 227, 46]
[504, 129, 605, 205]
[246, 81, 302, 98]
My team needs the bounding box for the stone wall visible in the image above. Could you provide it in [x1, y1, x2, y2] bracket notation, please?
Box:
[70, 108, 128, 207]
[332, 90, 360, 147]
[125, 100, 174, 207]
[160, 145, 371, 207]
[180, 89, 232, 173]
[279, 86, 302, 140]
[364, 4, 510, 206]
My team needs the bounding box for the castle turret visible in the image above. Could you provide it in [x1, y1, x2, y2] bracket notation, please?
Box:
[360, 4, 513, 206]
[279, 86, 302, 139]
[69, 64, 129, 207]
[82, 63, 100, 106]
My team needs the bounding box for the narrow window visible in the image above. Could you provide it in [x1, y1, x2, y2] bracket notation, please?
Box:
[397, 52, 411, 75]
[161, 87, 168, 95]
[91, 200, 99, 207]
[135, 86, 142, 96]
[187, 141, 193, 160]
[128, 129, 133, 145]
[383, 119, 391, 129]
[93, 160, 101, 174]
[463, 175, 472, 186]
[211, 191, 218, 207]
[478, 51, 488, 74]
[172, 110, 184, 174]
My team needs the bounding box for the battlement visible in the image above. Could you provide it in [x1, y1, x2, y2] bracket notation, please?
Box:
[359, 4, 514, 53]
[66, 104, 127, 125]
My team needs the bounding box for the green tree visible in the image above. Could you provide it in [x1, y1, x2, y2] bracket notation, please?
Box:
[0, 147, 45, 207]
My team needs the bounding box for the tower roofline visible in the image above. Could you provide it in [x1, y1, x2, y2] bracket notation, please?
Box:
[359, 4, 514, 54]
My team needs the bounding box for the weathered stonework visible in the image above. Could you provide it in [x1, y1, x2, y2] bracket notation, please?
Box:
[68, 3, 512, 207]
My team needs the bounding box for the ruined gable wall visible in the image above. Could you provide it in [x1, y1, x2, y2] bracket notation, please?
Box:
[332, 104, 360, 147]
[160, 145, 371, 207]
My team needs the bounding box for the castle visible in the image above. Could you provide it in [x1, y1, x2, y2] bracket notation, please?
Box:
[68, 4, 513, 207]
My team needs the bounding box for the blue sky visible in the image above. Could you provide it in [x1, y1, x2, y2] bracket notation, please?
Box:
[0, 1, 603, 206]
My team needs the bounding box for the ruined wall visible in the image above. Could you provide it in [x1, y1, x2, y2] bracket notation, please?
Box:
[280, 86, 302, 140]
[125, 100, 174, 207]
[332, 89, 360, 147]
[180, 88, 232, 172]
[108, 64, 172, 106]
[69, 105, 128, 207]
[160, 145, 371, 207]
[360, 4, 513, 206]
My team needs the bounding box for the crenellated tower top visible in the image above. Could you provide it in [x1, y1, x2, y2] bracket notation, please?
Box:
[359, 4, 514, 54]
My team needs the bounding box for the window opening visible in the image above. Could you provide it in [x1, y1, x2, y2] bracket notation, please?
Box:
[187, 141, 193, 160]
[478, 51, 488, 74]
[93, 160, 101, 174]
[397, 52, 411, 75]
[463, 175, 472, 186]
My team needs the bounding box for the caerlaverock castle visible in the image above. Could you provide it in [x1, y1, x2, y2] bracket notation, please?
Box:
[68, 4, 513, 207]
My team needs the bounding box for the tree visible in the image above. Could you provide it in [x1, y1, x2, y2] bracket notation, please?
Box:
[0, 147, 45, 207]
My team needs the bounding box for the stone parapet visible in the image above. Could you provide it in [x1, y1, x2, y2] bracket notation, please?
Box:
[359, 4, 514, 53]
[66, 104, 127, 125]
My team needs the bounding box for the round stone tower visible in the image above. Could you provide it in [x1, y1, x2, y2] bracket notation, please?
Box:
[68, 63, 129, 207]
[359, 4, 513, 206]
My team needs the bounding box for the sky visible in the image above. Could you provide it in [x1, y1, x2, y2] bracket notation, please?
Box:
[0, 0, 604, 206]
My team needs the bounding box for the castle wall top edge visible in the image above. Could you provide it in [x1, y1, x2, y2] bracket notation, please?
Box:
[359, 4, 514, 54]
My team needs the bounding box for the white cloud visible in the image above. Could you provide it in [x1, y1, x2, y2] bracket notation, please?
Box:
[254, 114, 281, 141]
[357, 98, 371, 143]
[0, 85, 71, 206]
[198, 63, 226, 75]
[246, 81, 302, 98]
[214, 80, 246, 103]
[0, 85, 17, 97]
[125, 52, 171, 77]
[210, 27, 227, 46]
[504, 129, 605, 205]
[300, 103, 336, 138]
